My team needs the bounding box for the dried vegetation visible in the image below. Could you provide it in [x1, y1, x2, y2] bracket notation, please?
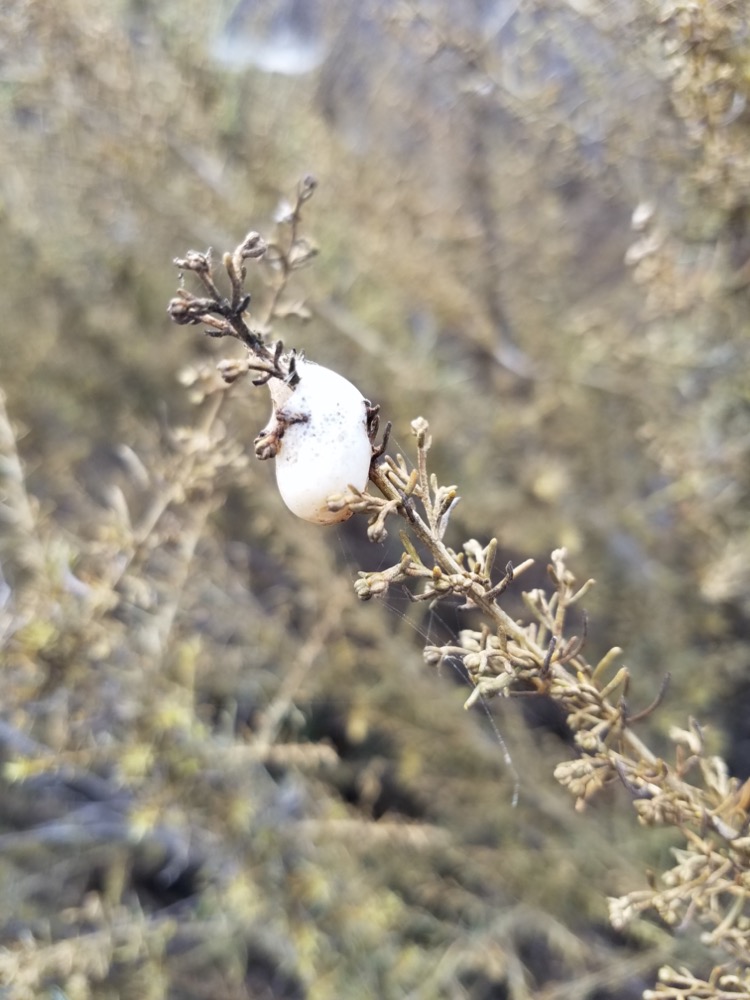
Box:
[1, 1, 750, 998]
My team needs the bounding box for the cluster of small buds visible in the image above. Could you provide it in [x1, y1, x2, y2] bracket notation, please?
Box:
[643, 965, 750, 1000]
[553, 757, 615, 805]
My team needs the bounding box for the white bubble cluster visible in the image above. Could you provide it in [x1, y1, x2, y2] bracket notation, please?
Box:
[268, 361, 372, 524]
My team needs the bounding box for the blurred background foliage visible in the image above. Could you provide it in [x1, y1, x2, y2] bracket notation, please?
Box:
[1, 0, 749, 997]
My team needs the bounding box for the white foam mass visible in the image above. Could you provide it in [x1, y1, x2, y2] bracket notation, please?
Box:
[272, 362, 371, 524]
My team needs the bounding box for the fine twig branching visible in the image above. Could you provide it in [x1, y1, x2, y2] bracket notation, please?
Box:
[166, 181, 750, 996]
